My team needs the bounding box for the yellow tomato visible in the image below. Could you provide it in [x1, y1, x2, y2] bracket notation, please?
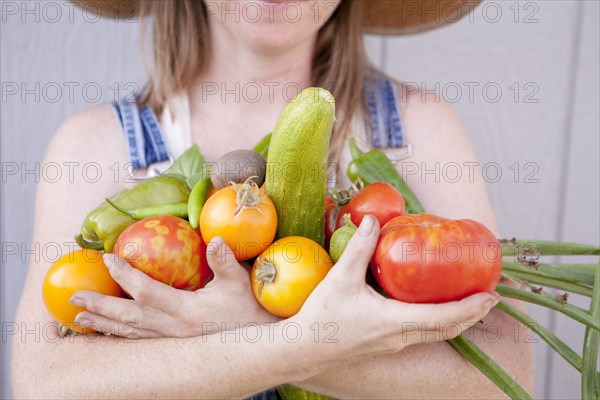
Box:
[42, 249, 124, 333]
[252, 236, 333, 317]
[200, 182, 277, 261]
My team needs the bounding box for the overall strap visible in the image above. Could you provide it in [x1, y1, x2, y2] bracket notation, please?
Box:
[364, 76, 411, 161]
[112, 100, 171, 171]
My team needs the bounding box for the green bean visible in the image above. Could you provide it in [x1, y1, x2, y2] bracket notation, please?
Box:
[187, 176, 212, 229]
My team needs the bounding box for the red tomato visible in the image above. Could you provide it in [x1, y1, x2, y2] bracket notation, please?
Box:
[346, 182, 405, 227]
[371, 214, 502, 303]
[114, 216, 213, 290]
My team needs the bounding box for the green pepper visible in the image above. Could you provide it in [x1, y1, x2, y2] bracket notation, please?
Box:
[105, 199, 189, 220]
[253, 132, 271, 160]
[76, 175, 190, 252]
[187, 175, 212, 229]
[346, 138, 424, 214]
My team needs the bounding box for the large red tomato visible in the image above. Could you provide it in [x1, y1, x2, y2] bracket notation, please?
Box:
[114, 216, 213, 290]
[371, 214, 502, 303]
[346, 182, 405, 227]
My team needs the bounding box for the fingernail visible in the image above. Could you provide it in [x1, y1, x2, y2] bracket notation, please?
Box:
[75, 316, 91, 327]
[358, 215, 375, 236]
[69, 295, 85, 307]
[485, 293, 501, 309]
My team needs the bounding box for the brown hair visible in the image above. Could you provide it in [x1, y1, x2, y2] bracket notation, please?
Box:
[139, 0, 370, 163]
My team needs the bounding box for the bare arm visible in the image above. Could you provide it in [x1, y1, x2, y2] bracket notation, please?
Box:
[294, 90, 534, 398]
[12, 106, 498, 399]
[10, 107, 299, 399]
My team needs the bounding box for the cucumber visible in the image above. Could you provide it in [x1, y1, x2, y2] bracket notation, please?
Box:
[265, 87, 335, 246]
[277, 384, 334, 400]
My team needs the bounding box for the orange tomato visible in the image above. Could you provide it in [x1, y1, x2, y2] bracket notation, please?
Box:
[42, 249, 124, 333]
[200, 181, 277, 261]
[207, 185, 218, 198]
[251, 236, 333, 317]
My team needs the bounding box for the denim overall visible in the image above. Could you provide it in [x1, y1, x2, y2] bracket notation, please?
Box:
[110, 77, 408, 399]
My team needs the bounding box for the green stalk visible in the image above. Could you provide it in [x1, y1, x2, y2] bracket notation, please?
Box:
[495, 301, 583, 372]
[448, 336, 532, 400]
[501, 239, 600, 256]
[502, 269, 592, 297]
[503, 261, 595, 286]
[582, 263, 600, 399]
[496, 284, 600, 331]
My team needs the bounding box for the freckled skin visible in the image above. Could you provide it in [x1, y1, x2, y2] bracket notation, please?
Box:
[114, 216, 213, 290]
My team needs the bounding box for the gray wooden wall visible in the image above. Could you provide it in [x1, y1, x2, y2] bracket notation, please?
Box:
[1, 1, 598, 398]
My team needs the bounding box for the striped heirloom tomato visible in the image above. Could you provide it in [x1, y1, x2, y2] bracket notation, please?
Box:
[114, 216, 213, 290]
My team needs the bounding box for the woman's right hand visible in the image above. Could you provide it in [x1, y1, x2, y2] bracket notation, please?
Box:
[291, 215, 500, 367]
[70, 237, 279, 339]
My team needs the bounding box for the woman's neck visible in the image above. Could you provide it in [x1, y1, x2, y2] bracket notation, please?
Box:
[189, 23, 315, 111]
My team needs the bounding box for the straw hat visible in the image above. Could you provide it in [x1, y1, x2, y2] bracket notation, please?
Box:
[72, 0, 481, 35]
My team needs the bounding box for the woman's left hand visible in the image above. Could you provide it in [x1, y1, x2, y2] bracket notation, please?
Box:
[69, 237, 280, 338]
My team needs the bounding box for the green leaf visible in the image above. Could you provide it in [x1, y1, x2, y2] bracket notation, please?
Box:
[448, 336, 532, 400]
[185, 167, 212, 189]
[496, 301, 583, 372]
[166, 145, 205, 181]
[253, 133, 272, 160]
[582, 263, 600, 399]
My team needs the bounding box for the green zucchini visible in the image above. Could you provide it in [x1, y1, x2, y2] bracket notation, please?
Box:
[265, 87, 335, 246]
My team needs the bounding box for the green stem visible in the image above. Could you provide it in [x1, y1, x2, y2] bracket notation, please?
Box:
[496, 301, 583, 372]
[503, 261, 596, 286]
[582, 263, 600, 399]
[105, 198, 135, 219]
[501, 239, 600, 256]
[448, 336, 532, 400]
[496, 284, 600, 331]
[503, 270, 592, 297]
[74, 233, 104, 251]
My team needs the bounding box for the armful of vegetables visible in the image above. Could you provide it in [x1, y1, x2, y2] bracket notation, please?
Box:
[52, 86, 598, 400]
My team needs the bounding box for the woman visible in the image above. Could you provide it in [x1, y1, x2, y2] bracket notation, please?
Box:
[12, 1, 533, 398]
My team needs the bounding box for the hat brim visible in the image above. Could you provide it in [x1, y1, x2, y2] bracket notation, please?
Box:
[363, 0, 482, 35]
[72, 0, 482, 36]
